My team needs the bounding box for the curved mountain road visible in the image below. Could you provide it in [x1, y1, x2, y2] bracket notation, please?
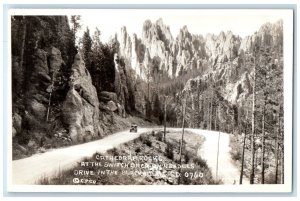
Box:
[12, 128, 248, 185]
[12, 128, 153, 185]
[187, 129, 249, 185]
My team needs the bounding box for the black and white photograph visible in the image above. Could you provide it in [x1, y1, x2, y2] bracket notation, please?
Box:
[7, 8, 293, 193]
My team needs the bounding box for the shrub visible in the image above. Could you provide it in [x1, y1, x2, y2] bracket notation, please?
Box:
[145, 139, 152, 147]
[193, 157, 208, 169]
[139, 134, 152, 147]
[135, 147, 141, 153]
[229, 135, 242, 161]
[231, 150, 241, 161]
[184, 151, 193, 163]
[151, 131, 155, 136]
[156, 131, 163, 141]
[38, 175, 50, 185]
[108, 147, 119, 156]
[139, 134, 147, 143]
[165, 142, 174, 160]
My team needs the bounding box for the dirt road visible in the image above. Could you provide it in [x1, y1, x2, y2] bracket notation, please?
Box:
[188, 129, 249, 185]
[12, 128, 152, 185]
[12, 128, 247, 185]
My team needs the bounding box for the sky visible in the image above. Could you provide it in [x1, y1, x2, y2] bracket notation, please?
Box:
[73, 9, 284, 43]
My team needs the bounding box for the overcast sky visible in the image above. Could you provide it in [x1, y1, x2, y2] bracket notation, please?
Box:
[72, 9, 284, 42]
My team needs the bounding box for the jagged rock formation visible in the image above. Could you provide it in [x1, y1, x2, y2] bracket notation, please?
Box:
[117, 18, 282, 104]
[112, 53, 131, 116]
[62, 54, 102, 142]
[117, 18, 242, 79]
[118, 27, 146, 79]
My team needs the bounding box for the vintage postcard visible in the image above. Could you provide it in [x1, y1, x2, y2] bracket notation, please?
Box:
[6, 8, 294, 193]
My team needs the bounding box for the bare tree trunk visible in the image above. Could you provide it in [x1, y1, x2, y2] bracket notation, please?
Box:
[240, 127, 247, 184]
[232, 110, 235, 134]
[250, 58, 256, 184]
[275, 108, 280, 184]
[200, 98, 203, 128]
[261, 104, 265, 184]
[206, 98, 208, 129]
[216, 131, 221, 180]
[280, 120, 284, 184]
[147, 81, 150, 101]
[19, 16, 27, 94]
[20, 17, 26, 71]
[178, 97, 186, 185]
[179, 97, 187, 164]
[261, 67, 268, 184]
[191, 95, 195, 128]
[215, 105, 220, 181]
[197, 89, 201, 128]
[206, 98, 209, 129]
[281, 145, 284, 184]
[163, 96, 167, 142]
[214, 106, 217, 131]
[46, 91, 52, 122]
[275, 130, 279, 184]
[209, 98, 213, 130]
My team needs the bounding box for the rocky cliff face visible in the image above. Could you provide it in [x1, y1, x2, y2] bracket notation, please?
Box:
[20, 47, 63, 143]
[62, 54, 102, 142]
[11, 46, 66, 156]
[118, 27, 146, 79]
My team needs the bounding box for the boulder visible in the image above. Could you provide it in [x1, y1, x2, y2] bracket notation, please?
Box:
[99, 91, 118, 103]
[38, 147, 46, 153]
[13, 113, 22, 133]
[12, 127, 17, 138]
[27, 139, 38, 149]
[117, 103, 126, 117]
[29, 99, 47, 119]
[16, 144, 27, 154]
[106, 101, 118, 112]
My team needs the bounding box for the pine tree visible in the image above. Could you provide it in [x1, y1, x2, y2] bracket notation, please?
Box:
[152, 93, 162, 121]
[247, 49, 257, 185]
[70, 15, 81, 45]
[82, 27, 92, 71]
[145, 97, 152, 120]
[179, 94, 187, 163]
